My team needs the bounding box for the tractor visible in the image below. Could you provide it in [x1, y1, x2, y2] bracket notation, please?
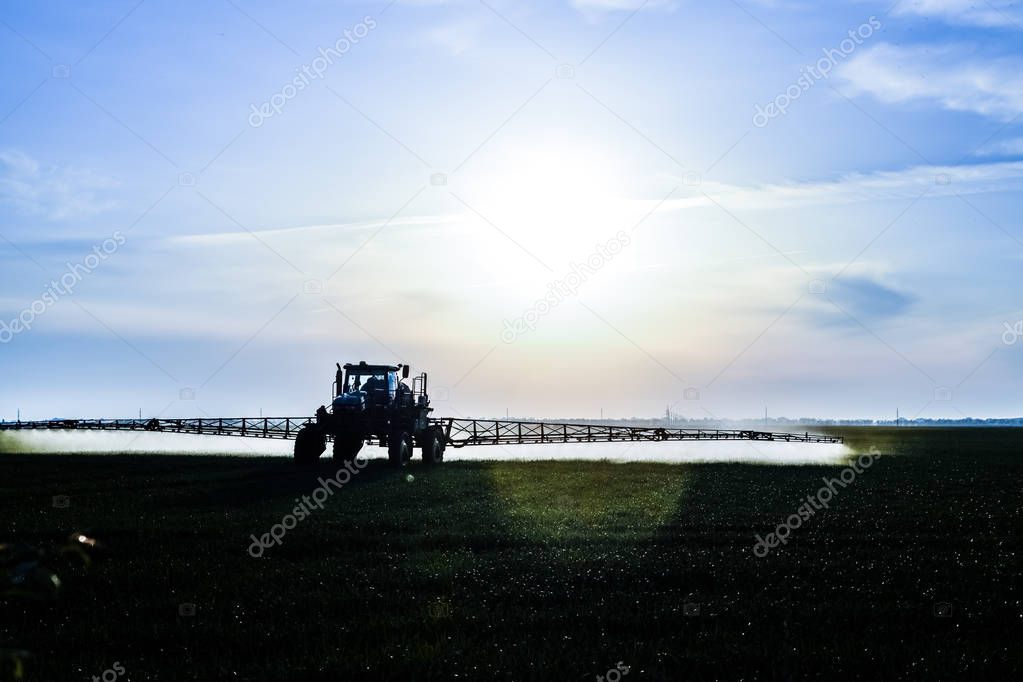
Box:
[293, 361, 446, 466]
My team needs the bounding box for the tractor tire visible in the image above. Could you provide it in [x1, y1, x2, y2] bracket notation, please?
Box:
[294, 426, 326, 464]
[387, 431, 411, 466]
[332, 435, 362, 462]
[421, 427, 445, 466]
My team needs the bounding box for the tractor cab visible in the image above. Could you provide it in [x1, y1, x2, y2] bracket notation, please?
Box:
[333, 361, 413, 412]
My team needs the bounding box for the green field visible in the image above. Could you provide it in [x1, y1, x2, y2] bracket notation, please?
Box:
[2, 428, 1021, 680]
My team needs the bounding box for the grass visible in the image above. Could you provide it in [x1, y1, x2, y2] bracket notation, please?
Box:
[1, 427, 1021, 680]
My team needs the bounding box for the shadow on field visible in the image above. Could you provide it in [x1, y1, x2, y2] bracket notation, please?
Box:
[164, 456, 399, 509]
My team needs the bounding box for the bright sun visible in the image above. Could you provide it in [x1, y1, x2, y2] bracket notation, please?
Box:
[461, 143, 634, 261]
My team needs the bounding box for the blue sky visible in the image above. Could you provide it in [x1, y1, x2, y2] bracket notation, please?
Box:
[1, 0, 1021, 421]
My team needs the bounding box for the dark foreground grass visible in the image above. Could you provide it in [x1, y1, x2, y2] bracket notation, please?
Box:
[1, 428, 1021, 680]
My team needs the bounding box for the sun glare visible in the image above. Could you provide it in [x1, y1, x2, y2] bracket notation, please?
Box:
[463, 144, 633, 261]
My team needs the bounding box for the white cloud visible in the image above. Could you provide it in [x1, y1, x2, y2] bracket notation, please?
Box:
[568, 0, 675, 12]
[659, 160, 1023, 212]
[892, 0, 1023, 29]
[0, 150, 119, 220]
[567, 0, 785, 13]
[170, 214, 452, 246]
[425, 18, 484, 55]
[976, 136, 1023, 156]
[840, 43, 1023, 121]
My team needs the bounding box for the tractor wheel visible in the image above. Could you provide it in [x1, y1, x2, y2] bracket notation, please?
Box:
[332, 435, 362, 462]
[421, 427, 445, 466]
[387, 431, 411, 466]
[294, 426, 325, 464]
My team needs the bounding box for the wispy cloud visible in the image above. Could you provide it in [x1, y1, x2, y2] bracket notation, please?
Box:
[0, 150, 119, 220]
[170, 215, 453, 245]
[424, 17, 484, 55]
[976, 136, 1023, 156]
[660, 160, 1023, 212]
[840, 43, 1023, 121]
[892, 0, 1023, 30]
[568, 0, 675, 13]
